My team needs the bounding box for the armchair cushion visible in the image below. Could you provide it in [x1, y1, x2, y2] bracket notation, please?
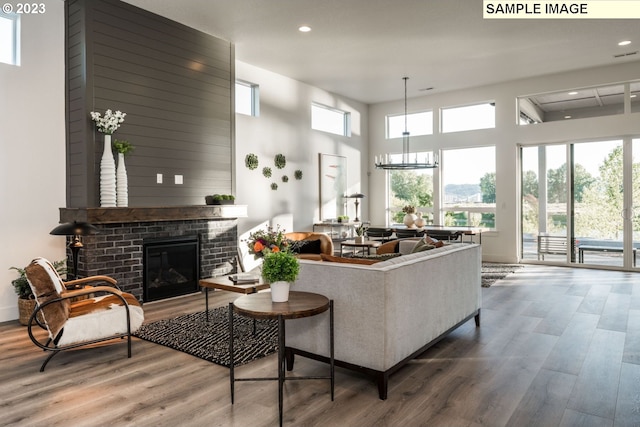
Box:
[25, 258, 70, 341]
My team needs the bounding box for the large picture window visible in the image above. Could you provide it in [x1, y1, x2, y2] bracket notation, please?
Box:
[387, 152, 434, 225]
[441, 146, 496, 228]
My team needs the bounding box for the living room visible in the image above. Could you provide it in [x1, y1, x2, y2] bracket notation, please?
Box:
[1, 1, 640, 425]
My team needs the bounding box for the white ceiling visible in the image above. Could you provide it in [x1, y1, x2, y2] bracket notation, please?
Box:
[124, 0, 640, 104]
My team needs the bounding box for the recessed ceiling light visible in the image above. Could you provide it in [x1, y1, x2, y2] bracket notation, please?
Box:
[619, 40, 632, 46]
[568, 91, 578, 95]
[632, 94, 637, 98]
[564, 115, 572, 119]
[298, 26, 311, 32]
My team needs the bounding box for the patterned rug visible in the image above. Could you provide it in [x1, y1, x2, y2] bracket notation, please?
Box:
[482, 263, 524, 287]
[134, 307, 278, 367]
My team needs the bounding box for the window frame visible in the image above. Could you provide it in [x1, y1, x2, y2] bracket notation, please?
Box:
[235, 80, 260, 117]
[440, 101, 495, 133]
[311, 102, 351, 137]
[386, 110, 433, 139]
[0, 11, 20, 66]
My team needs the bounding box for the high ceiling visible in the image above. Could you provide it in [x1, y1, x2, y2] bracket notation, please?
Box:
[124, 0, 640, 104]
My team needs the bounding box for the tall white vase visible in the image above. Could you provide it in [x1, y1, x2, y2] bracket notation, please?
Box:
[116, 152, 128, 207]
[100, 134, 117, 207]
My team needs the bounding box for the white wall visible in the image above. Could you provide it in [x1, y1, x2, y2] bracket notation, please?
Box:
[234, 61, 369, 239]
[0, 1, 66, 322]
[368, 61, 640, 263]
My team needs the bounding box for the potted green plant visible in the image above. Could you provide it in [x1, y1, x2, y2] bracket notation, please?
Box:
[355, 223, 367, 243]
[205, 194, 235, 205]
[261, 250, 300, 302]
[10, 260, 66, 326]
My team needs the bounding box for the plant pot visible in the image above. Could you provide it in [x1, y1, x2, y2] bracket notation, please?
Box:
[270, 281, 290, 302]
[355, 236, 365, 244]
[205, 196, 234, 205]
[17, 298, 42, 326]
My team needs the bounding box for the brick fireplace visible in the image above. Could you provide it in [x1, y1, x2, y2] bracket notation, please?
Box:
[58, 206, 245, 302]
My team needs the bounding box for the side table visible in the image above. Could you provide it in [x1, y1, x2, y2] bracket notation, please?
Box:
[230, 291, 334, 427]
[199, 275, 269, 323]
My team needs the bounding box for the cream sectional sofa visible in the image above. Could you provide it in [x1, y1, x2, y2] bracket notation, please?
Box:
[284, 242, 481, 400]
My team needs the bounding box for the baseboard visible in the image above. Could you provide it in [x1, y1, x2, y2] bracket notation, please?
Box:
[0, 304, 18, 324]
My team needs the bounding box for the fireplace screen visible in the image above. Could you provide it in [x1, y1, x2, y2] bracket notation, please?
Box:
[143, 235, 199, 302]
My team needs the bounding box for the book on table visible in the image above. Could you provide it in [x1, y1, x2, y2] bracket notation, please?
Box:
[228, 273, 259, 284]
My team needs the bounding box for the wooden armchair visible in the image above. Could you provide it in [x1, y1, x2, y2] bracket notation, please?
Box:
[24, 257, 144, 371]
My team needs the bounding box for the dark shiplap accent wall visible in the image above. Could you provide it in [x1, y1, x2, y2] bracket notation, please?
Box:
[66, 0, 234, 208]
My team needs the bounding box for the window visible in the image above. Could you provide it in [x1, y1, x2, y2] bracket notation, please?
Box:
[442, 146, 496, 228]
[311, 103, 351, 136]
[386, 111, 433, 139]
[0, 12, 19, 66]
[518, 82, 635, 124]
[387, 152, 435, 225]
[441, 102, 495, 133]
[235, 81, 259, 116]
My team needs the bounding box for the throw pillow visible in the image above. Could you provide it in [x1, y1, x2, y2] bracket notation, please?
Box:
[289, 239, 322, 254]
[351, 253, 402, 261]
[320, 254, 381, 265]
[411, 240, 436, 253]
[424, 235, 444, 248]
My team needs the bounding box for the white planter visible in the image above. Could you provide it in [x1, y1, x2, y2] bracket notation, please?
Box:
[116, 152, 128, 207]
[270, 281, 291, 302]
[100, 134, 117, 207]
[355, 236, 365, 244]
[414, 213, 426, 228]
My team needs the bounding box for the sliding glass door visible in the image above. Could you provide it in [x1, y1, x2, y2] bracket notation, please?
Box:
[521, 138, 639, 270]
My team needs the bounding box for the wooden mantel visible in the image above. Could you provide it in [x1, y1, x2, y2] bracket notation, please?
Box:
[59, 205, 248, 225]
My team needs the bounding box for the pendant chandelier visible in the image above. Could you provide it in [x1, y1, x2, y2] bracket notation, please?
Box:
[374, 77, 439, 170]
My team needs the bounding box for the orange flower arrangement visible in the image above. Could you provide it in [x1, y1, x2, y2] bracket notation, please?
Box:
[246, 225, 288, 258]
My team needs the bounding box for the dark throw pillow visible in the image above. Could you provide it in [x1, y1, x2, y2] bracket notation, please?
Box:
[289, 239, 322, 254]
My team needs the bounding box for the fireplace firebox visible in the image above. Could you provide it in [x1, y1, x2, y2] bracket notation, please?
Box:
[143, 235, 199, 302]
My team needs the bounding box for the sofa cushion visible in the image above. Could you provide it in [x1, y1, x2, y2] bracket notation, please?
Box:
[320, 254, 381, 265]
[410, 240, 436, 253]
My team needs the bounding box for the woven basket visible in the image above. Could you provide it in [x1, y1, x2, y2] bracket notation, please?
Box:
[17, 298, 43, 326]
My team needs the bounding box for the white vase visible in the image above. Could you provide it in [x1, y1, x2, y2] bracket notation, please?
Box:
[414, 212, 426, 228]
[116, 152, 128, 207]
[270, 281, 290, 302]
[355, 236, 364, 244]
[100, 134, 117, 207]
[403, 213, 417, 228]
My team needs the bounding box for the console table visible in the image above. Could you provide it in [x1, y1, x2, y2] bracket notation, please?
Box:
[230, 291, 334, 427]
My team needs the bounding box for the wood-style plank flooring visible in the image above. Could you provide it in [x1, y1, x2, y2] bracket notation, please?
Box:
[1, 265, 639, 426]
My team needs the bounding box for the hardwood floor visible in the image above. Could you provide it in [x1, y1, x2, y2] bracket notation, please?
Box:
[1, 265, 639, 426]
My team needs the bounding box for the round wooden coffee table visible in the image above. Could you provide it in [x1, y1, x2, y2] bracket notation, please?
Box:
[340, 239, 381, 256]
[230, 291, 334, 427]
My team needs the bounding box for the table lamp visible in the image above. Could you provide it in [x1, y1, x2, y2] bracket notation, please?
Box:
[348, 193, 365, 222]
[50, 221, 99, 280]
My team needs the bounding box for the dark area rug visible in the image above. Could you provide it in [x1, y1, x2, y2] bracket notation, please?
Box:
[482, 263, 524, 287]
[134, 307, 277, 367]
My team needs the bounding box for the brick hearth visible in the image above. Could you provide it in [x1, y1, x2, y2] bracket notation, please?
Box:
[58, 207, 243, 302]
